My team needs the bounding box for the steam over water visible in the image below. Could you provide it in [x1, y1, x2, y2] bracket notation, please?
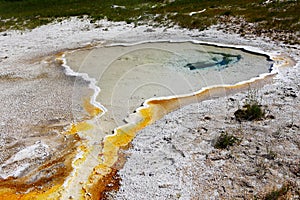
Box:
[66, 42, 271, 133]
[0, 41, 276, 199]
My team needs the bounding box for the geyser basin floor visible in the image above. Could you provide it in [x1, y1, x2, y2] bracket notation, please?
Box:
[1, 40, 286, 199]
[54, 41, 275, 199]
[66, 41, 271, 134]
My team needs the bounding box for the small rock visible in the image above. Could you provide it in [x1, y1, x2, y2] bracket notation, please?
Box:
[163, 137, 172, 143]
[290, 93, 297, 98]
[290, 164, 300, 177]
[149, 173, 154, 176]
[204, 116, 211, 120]
[201, 127, 208, 132]
[266, 114, 275, 119]
[144, 28, 155, 32]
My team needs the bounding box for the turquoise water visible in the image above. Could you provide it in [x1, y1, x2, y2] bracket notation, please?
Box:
[66, 41, 272, 133]
[184, 53, 242, 71]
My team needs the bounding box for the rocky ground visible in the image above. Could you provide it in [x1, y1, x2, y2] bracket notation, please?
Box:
[217, 15, 299, 46]
[107, 25, 300, 200]
[0, 17, 299, 199]
[0, 56, 93, 189]
[110, 64, 300, 199]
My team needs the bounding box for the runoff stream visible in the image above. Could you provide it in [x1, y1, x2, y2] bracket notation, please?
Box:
[59, 41, 274, 198]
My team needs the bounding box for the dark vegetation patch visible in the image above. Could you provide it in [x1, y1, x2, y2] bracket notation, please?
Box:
[258, 181, 300, 200]
[234, 89, 265, 121]
[0, 0, 299, 44]
[214, 132, 240, 149]
[234, 103, 265, 121]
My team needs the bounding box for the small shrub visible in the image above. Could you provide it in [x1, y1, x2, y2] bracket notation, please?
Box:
[221, 11, 232, 16]
[263, 182, 292, 200]
[214, 132, 239, 149]
[234, 89, 265, 121]
[234, 103, 265, 121]
[265, 150, 276, 160]
[256, 181, 300, 200]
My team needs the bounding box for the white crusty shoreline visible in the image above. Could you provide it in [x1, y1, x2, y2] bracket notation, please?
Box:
[0, 17, 299, 199]
[62, 39, 279, 137]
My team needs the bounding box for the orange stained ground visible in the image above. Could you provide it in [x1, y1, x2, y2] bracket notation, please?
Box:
[0, 74, 276, 199]
[83, 98, 102, 118]
[0, 53, 292, 199]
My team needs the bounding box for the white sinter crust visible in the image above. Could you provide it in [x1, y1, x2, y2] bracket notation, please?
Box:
[0, 17, 299, 198]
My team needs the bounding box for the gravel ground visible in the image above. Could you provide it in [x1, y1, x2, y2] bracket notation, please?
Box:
[111, 63, 300, 199]
[0, 17, 299, 199]
[0, 56, 92, 189]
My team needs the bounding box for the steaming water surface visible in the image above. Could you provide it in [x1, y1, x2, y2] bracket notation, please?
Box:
[66, 42, 271, 133]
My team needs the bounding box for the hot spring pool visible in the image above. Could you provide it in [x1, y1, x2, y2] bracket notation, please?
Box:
[66, 41, 272, 133]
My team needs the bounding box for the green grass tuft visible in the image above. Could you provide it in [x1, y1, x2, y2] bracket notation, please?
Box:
[234, 103, 265, 121]
[0, 0, 299, 44]
[263, 182, 291, 200]
[234, 89, 265, 121]
[214, 132, 239, 149]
